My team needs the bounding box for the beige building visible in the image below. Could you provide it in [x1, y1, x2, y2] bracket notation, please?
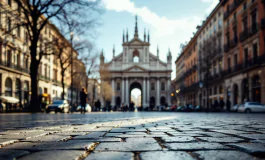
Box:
[0, 0, 85, 109]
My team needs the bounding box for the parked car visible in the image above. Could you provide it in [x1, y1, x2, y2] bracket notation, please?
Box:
[46, 100, 70, 113]
[171, 105, 177, 111]
[76, 104, 92, 113]
[195, 106, 202, 112]
[231, 104, 240, 112]
[237, 102, 265, 113]
[176, 106, 184, 112]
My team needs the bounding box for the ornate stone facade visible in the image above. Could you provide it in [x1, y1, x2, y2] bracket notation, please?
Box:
[100, 17, 172, 109]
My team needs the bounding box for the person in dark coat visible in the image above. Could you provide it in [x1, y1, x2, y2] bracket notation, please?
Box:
[226, 99, 231, 112]
[80, 88, 87, 113]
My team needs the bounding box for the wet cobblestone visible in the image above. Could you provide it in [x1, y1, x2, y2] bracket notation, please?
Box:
[0, 112, 265, 159]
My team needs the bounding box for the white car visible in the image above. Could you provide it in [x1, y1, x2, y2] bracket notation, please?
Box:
[46, 100, 70, 113]
[231, 104, 240, 112]
[237, 102, 265, 113]
[76, 104, 92, 113]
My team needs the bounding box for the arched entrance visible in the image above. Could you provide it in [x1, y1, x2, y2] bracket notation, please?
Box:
[233, 84, 239, 105]
[5, 77, 12, 96]
[130, 82, 142, 110]
[15, 79, 21, 106]
[252, 75, 261, 102]
[160, 96, 166, 106]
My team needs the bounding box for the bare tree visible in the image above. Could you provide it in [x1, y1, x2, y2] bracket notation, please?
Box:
[1, 0, 101, 112]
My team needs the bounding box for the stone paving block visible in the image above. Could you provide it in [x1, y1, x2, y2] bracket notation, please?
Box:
[116, 134, 167, 138]
[54, 131, 89, 136]
[228, 143, 265, 155]
[193, 150, 256, 160]
[110, 128, 134, 133]
[161, 136, 196, 143]
[0, 131, 49, 140]
[140, 151, 195, 160]
[238, 134, 265, 140]
[201, 132, 230, 137]
[166, 132, 203, 137]
[95, 138, 162, 151]
[0, 149, 30, 160]
[251, 140, 265, 143]
[72, 138, 121, 142]
[0, 139, 19, 147]
[166, 142, 230, 151]
[212, 130, 249, 135]
[19, 150, 86, 160]
[85, 152, 134, 160]
[104, 133, 123, 137]
[198, 137, 245, 143]
[73, 132, 106, 139]
[2, 140, 95, 151]
[21, 135, 71, 142]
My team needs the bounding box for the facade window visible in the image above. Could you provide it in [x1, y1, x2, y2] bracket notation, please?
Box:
[253, 43, 258, 59]
[117, 82, 120, 91]
[44, 64, 47, 77]
[151, 82, 155, 91]
[243, 2, 247, 10]
[17, 26, 21, 38]
[0, 74, 2, 95]
[161, 82, 165, 91]
[251, 11, 257, 31]
[133, 56, 139, 63]
[228, 57, 231, 69]
[244, 48, 248, 65]
[243, 16, 248, 31]
[8, 0, 12, 7]
[5, 78, 12, 96]
[234, 54, 238, 67]
[7, 18, 11, 32]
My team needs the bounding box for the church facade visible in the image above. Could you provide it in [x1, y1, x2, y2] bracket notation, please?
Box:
[100, 17, 172, 109]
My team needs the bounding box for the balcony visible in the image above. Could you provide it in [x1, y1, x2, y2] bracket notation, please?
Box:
[0, 60, 30, 74]
[223, 0, 244, 20]
[52, 79, 62, 86]
[39, 75, 50, 82]
[239, 29, 249, 42]
[229, 36, 238, 49]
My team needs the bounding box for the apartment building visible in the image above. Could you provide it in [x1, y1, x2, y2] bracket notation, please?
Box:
[222, 0, 265, 106]
[0, 0, 86, 108]
[175, 52, 186, 106]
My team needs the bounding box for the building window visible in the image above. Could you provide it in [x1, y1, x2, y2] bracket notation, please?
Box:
[244, 48, 248, 65]
[7, 17, 11, 32]
[228, 57, 231, 70]
[17, 26, 21, 38]
[151, 83, 155, 91]
[234, 54, 238, 67]
[243, 2, 247, 10]
[133, 56, 139, 63]
[116, 82, 120, 91]
[253, 43, 258, 59]
[161, 82, 165, 91]
[8, 0, 12, 7]
[5, 77, 12, 96]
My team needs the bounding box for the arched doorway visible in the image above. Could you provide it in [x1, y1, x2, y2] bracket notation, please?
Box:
[241, 78, 249, 102]
[15, 79, 21, 106]
[252, 75, 261, 102]
[5, 77, 12, 96]
[160, 96, 166, 106]
[115, 96, 121, 108]
[233, 84, 239, 105]
[130, 82, 142, 110]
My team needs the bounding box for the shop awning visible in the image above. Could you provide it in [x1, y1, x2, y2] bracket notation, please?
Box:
[0, 96, 20, 103]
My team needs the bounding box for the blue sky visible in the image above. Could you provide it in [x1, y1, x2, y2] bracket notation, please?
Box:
[95, 0, 219, 79]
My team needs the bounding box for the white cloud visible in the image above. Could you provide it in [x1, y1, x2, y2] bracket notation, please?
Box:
[102, 0, 202, 37]
[201, 0, 219, 14]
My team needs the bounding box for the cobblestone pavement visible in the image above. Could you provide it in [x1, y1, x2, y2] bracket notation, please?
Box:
[1, 112, 265, 160]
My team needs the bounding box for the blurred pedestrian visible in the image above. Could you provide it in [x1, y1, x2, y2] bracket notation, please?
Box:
[80, 88, 87, 114]
[226, 99, 231, 112]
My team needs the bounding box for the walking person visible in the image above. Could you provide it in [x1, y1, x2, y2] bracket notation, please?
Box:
[80, 88, 87, 114]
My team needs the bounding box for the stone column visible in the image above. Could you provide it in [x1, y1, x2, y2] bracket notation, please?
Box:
[122, 78, 125, 104]
[156, 78, 160, 107]
[143, 78, 146, 108]
[111, 78, 115, 106]
[167, 79, 171, 106]
[146, 78, 150, 107]
[126, 77, 129, 105]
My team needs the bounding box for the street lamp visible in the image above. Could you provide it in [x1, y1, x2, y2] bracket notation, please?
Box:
[70, 32, 74, 110]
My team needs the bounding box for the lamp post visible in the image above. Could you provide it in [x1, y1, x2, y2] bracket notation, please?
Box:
[199, 81, 203, 107]
[70, 32, 74, 110]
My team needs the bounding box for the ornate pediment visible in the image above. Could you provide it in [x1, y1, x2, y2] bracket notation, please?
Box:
[125, 65, 146, 72]
[129, 39, 144, 46]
